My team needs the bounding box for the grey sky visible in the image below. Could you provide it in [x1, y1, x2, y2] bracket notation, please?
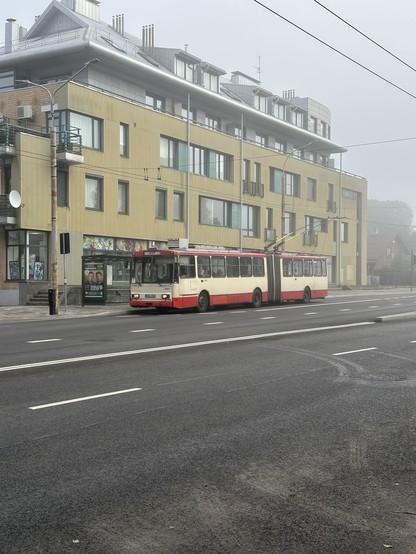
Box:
[3, 0, 416, 212]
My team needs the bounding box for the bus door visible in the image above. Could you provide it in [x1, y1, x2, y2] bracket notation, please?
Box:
[266, 255, 281, 303]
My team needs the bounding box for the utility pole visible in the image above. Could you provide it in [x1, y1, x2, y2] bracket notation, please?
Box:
[17, 58, 99, 314]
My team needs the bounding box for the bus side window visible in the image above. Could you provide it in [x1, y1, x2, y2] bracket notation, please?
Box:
[283, 259, 292, 277]
[226, 257, 239, 277]
[212, 256, 226, 278]
[240, 257, 252, 277]
[313, 260, 322, 276]
[253, 257, 265, 277]
[303, 260, 312, 277]
[197, 256, 211, 278]
[179, 256, 196, 279]
[293, 259, 302, 277]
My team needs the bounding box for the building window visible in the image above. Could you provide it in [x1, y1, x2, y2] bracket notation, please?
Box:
[156, 188, 167, 219]
[284, 212, 296, 235]
[255, 132, 267, 147]
[118, 181, 129, 215]
[181, 105, 196, 121]
[203, 72, 219, 92]
[146, 92, 165, 111]
[305, 215, 328, 233]
[273, 103, 286, 120]
[120, 123, 128, 157]
[175, 58, 195, 82]
[341, 221, 348, 243]
[6, 230, 48, 281]
[190, 145, 206, 175]
[174, 191, 184, 221]
[57, 168, 68, 207]
[207, 151, 231, 181]
[274, 140, 286, 153]
[309, 116, 318, 133]
[254, 162, 261, 185]
[205, 115, 220, 130]
[292, 110, 304, 128]
[285, 172, 300, 197]
[270, 167, 283, 194]
[266, 208, 273, 230]
[161, 137, 232, 181]
[0, 70, 14, 90]
[242, 204, 259, 237]
[200, 196, 230, 227]
[62, 111, 102, 150]
[254, 94, 267, 113]
[85, 175, 103, 211]
[160, 136, 188, 171]
[199, 196, 240, 229]
[343, 188, 358, 199]
[307, 178, 317, 201]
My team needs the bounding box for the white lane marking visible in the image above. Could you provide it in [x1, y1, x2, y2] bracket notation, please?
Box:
[260, 317, 276, 320]
[304, 312, 317, 315]
[339, 309, 351, 312]
[129, 329, 155, 333]
[370, 306, 379, 308]
[0, 322, 374, 373]
[411, 341, 416, 343]
[229, 310, 247, 313]
[27, 339, 62, 344]
[203, 322, 223, 326]
[333, 347, 378, 356]
[394, 303, 402, 306]
[29, 388, 142, 410]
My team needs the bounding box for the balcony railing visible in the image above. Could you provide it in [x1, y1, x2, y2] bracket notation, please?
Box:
[0, 123, 17, 156]
[56, 125, 84, 164]
[0, 194, 17, 225]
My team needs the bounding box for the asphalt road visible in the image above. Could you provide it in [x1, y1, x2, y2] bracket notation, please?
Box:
[1, 291, 416, 553]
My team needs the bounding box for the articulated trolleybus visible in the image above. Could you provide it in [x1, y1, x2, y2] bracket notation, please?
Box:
[130, 248, 328, 312]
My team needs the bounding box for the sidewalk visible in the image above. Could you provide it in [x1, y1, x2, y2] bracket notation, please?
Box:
[0, 303, 131, 322]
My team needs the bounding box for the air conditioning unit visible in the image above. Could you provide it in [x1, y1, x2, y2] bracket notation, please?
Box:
[16, 105, 33, 119]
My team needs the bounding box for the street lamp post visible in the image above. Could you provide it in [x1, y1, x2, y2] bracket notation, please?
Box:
[280, 140, 318, 252]
[17, 58, 99, 314]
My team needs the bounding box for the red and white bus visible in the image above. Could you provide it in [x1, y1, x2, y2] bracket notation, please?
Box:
[130, 248, 328, 312]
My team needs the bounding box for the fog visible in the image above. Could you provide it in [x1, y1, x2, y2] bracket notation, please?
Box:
[3, 0, 416, 213]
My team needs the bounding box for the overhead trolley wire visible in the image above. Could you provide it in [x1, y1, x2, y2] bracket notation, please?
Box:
[252, 0, 416, 101]
[313, 0, 416, 74]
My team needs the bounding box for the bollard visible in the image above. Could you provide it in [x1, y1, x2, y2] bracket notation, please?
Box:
[47, 288, 55, 316]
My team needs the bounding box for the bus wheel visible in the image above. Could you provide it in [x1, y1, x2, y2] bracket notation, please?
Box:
[303, 287, 311, 303]
[197, 291, 209, 313]
[252, 288, 262, 308]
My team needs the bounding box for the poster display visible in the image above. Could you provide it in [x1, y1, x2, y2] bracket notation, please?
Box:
[83, 261, 105, 302]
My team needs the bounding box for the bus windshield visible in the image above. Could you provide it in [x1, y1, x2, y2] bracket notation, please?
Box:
[134, 256, 175, 284]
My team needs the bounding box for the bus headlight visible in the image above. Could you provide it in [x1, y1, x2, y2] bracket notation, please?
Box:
[132, 293, 140, 299]
[161, 293, 170, 300]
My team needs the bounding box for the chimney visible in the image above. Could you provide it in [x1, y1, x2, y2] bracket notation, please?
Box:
[112, 14, 125, 35]
[5, 18, 19, 54]
[61, 0, 100, 22]
[142, 24, 154, 54]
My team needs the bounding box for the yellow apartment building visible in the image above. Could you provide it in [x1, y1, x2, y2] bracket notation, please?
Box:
[0, 0, 367, 305]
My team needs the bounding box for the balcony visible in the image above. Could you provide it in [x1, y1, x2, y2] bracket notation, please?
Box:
[56, 125, 84, 165]
[242, 180, 264, 198]
[303, 232, 318, 247]
[0, 194, 17, 226]
[0, 123, 17, 157]
[264, 228, 276, 242]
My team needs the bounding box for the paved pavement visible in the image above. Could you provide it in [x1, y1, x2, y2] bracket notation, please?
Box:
[1, 288, 415, 322]
[0, 303, 130, 322]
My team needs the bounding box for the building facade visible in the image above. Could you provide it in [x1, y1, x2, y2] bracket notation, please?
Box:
[0, 0, 367, 305]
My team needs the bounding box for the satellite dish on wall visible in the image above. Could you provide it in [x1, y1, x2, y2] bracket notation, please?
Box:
[9, 190, 21, 208]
